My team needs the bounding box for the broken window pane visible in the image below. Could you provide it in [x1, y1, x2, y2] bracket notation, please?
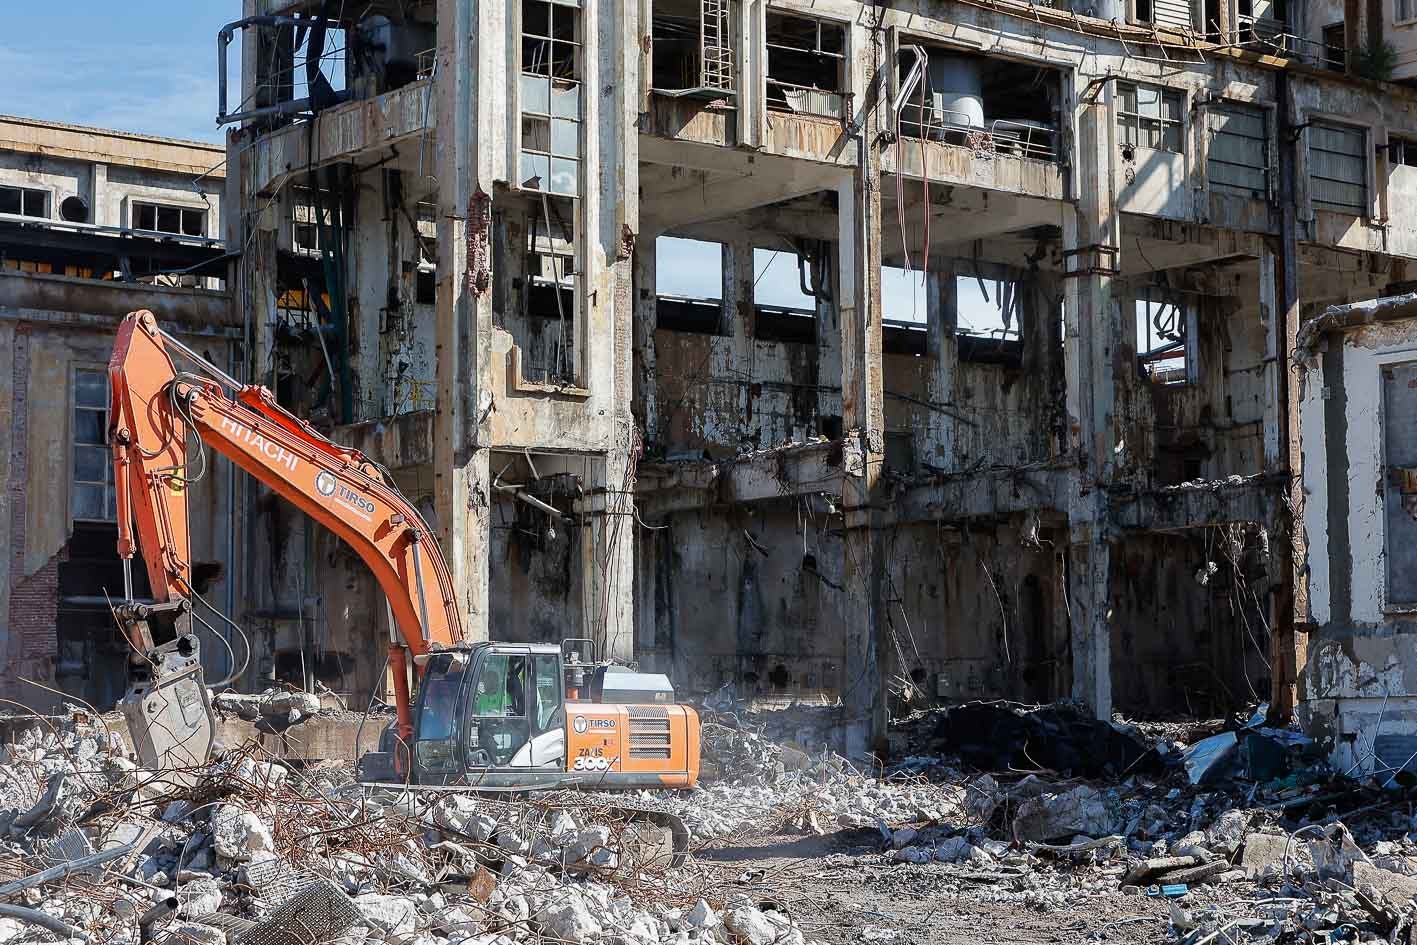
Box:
[520, 152, 551, 190]
[22, 189, 46, 217]
[522, 74, 551, 113]
[551, 81, 580, 119]
[524, 0, 552, 36]
[523, 115, 552, 152]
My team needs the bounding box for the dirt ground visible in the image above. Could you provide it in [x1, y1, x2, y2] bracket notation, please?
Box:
[700, 830, 1179, 945]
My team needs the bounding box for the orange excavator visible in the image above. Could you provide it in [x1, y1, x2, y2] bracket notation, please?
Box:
[107, 311, 699, 816]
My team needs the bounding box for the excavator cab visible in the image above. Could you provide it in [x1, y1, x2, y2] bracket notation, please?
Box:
[411, 643, 569, 783]
[361, 639, 699, 790]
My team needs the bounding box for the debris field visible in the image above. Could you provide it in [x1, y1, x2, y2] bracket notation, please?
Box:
[2, 700, 1417, 945]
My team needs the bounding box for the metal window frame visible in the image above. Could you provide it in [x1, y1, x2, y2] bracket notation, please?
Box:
[70, 363, 115, 524]
[763, 9, 849, 117]
[1116, 80, 1186, 154]
[519, 0, 584, 198]
[1133, 288, 1196, 386]
[0, 184, 52, 220]
[129, 199, 209, 238]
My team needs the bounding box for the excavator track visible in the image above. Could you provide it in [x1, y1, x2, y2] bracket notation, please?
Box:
[360, 783, 694, 869]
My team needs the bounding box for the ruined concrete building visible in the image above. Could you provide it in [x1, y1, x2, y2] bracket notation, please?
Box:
[0, 115, 232, 707]
[10, 0, 1417, 757]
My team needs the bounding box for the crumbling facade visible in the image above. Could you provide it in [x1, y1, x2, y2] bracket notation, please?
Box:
[218, 0, 1417, 750]
[1297, 294, 1417, 776]
[0, 115, 234, 708]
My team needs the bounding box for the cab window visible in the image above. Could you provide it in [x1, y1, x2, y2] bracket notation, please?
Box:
[416, 654, 465, 740]
[533, 655, 562, 731]
[471, 653, 528, 717]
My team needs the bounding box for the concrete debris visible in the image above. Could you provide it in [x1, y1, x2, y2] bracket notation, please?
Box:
[211, 689, 324, 731]
[0, 712, 821, 945]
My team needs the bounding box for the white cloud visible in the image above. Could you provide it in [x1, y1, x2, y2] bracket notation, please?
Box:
[0, 44, 225, 143]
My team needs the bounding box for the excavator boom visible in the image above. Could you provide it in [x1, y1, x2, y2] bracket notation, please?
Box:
[109, 311, 462, 747]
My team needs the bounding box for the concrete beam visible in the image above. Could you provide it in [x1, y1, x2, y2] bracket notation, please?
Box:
[1108, 476, 1280, 531]
[248, 80, 436, 197]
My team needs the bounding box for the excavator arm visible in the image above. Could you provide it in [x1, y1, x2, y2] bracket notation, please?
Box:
[109, 310, 463, 750]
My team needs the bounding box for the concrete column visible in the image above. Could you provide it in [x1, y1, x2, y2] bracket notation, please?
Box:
[633, 232, 660, 445]
[434, 0, 493, 643]
[836, 38, 886, 754]
[726, 239, 754, 346]
[582, 451, 636, 663]
[924, 265, 958, 469]
[1269, 73, 1309, 721]
[1063, 74, 1122, 721]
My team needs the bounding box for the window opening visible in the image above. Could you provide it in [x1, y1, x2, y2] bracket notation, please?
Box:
[656, 236, 725, 334]
[73, 367, 115, 522]
[1322, 24, 1346, 70]
[520, 0, 582, 197]
[881, 265, 927, 325]
[1236, 0, 1289, 46]
[0, 186, 49, 219]
[291, 187, 321, 254]
[519, 196, 579, 385]
[895, 46, 1061, 162]
[1135, 294, 1191, 385]
[1132, 0, 1192, 30]
[1207, 101, 1268, 198]
[765, 13, 846, 118]
[1393, 137, 1417, 169]
[651, 0, 736, 95]
[133, 201, 206, 237]
[955, 273, 1023, 365]
[1117, 82, 1184, 153]
[1309, 121, 1368, 216]
[754, 246, 822, 343]
[416, 201, 438, 266]
[1399, 0, 1415, 23]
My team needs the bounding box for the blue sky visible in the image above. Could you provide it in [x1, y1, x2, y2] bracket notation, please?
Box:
[1, 2, 236, 143]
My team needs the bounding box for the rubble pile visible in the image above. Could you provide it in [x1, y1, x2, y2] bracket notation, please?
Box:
[0, 712, 817, 945]
[670, 702, 1417, 943]
[664, 719, 972, 841]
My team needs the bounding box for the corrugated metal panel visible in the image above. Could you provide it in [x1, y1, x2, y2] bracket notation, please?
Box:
[1153, 0, 1193, 29]
[1383, 362, 1417, 606]
[1310, 121, 1367, 214]
[1207, 103, 1267, 197]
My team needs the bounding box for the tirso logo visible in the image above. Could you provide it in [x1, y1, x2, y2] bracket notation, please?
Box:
[315, 471, 337, 496]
